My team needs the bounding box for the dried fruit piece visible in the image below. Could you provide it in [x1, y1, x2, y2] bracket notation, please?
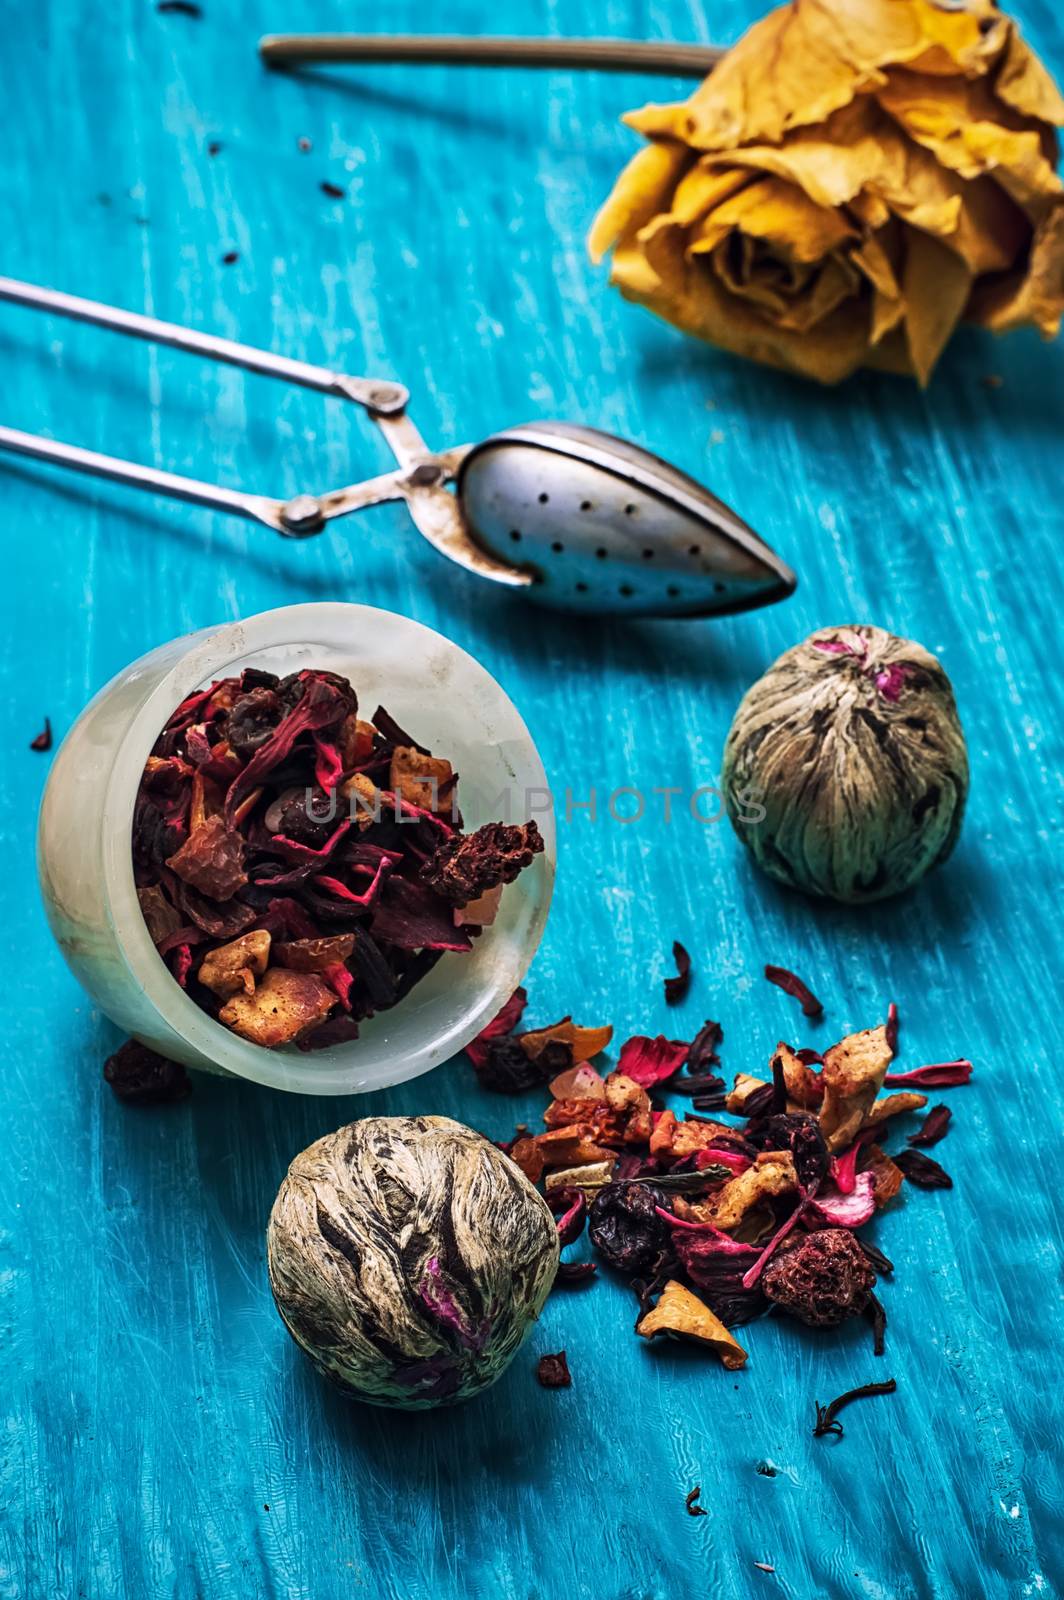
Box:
[103, 1039, 191, 1105]
[544, 1160, 616, 1198]
[274, 934, 356, 973]
[197, 929, 271, 997]
[637, 1279, 749, 1370]
[520, 1017, 613, 1064]
[588, 1182, 671, 1274]
[219, 967, 336, 1046]
[818, 1025, 892, 1152]
[708, 1154, 797, 1232]
[762, 1229, 875, 1327]
[165, 813, 247, 900]
[421, 820, 544, 903]
[864, 1090, 928, 1128]
[774, 1042, 824, 1108]
[389, 745, 455, 811]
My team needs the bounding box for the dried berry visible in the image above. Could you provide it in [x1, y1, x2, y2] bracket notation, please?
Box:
[421, 820, 544, 904]
[588, 1182, 672, 1275]
[536, 1351, 571, 1388]
[761, 1229, 876, 1327]
[103, 1039, 192, 1105]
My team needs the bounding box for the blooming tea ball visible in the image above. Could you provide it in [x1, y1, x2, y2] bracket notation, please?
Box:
[722, 625, 968, 904]
[267, 1115, 559, 1408]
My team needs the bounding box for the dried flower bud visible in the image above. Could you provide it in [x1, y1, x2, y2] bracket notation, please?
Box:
[268, 1116, 558, 1407]
[723, 626, 968, 903]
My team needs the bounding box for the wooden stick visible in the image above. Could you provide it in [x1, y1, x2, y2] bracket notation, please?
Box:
[258, 34, 722, 77]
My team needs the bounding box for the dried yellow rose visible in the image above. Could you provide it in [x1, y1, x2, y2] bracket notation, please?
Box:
[589, 0, 1064, 383]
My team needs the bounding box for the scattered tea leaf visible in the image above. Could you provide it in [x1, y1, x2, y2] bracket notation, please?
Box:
[320, 180, 345, 199]
[813, 1378, 897, 1438]
[222, 250, 239, 265]
[157, 0, 202, 14]
[685, 1485, 708, 1517]
[865, 1291, 887, 1355]
[30, 716, 52, 752]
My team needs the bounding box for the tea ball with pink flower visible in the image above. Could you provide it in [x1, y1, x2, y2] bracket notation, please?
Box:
[722, 625, 968, 903]
[267, 1115, 559, 1408]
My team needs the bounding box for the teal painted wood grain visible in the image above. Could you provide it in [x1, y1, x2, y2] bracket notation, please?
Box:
[1, 1, 1062, 1596]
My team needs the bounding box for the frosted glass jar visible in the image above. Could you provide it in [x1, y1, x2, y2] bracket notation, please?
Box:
[38, 603, 554, 1094]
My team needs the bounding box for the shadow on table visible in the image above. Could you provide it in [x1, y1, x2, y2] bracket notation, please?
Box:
[634, 322, 1064, 439]
[268, 68, 521, 144]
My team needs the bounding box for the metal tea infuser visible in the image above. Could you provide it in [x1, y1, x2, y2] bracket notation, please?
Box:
[0, 277, 795, 618]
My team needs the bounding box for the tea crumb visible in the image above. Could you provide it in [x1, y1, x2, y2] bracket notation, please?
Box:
[536, 1351, 571, 1389]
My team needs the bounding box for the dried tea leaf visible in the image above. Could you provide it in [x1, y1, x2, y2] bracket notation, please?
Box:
[637, 1278, 749, 1369]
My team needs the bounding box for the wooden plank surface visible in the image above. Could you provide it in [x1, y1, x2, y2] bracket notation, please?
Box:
[1, 2, 1062, 1596]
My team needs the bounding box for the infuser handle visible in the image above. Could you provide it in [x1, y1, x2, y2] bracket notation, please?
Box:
[0, 277, 409, 417]
[0, 425, 296, 535]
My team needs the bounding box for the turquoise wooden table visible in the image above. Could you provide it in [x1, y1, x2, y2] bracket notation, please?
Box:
[2, 2, 1062, 1596]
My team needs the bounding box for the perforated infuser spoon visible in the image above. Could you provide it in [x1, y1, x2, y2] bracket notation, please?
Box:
[0, 278, 796, 618]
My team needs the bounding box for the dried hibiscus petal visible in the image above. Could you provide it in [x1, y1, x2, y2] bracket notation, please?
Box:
[893, 1149, 953, 1189]
[616, 1034, 689, 1088]
[764, 963, 823, 1019]
[664, 941, 692, 1005]
[465, 987, 528, 1071]
[907, 1104, 952, 1147]
[883, 1059, 972, 1087]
